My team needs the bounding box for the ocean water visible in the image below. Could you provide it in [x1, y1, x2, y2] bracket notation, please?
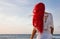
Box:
[0, 34, 60, 39]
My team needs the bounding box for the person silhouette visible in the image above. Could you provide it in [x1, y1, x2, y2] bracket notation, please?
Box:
[30, 2, 54, 39]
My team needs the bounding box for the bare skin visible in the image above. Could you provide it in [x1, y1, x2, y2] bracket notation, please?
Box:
[30, 28, 37, 39]
[50, 27, 54, 35]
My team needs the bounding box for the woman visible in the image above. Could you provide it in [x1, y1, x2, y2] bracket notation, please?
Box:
[30, 2, 54, 39]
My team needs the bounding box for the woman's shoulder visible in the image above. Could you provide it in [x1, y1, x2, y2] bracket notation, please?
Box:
[45, 12, 52, 16]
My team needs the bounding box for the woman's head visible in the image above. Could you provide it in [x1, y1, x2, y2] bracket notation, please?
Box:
[33, 2, 45, 14]
[33, 2, 45, 33]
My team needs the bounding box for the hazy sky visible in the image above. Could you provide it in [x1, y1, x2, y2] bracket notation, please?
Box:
[0, 0, 60, 34]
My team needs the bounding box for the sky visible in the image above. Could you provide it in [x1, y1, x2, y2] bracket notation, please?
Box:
[0, 0, 60, 34]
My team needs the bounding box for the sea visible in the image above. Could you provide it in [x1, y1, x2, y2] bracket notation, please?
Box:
[0, 34, 60, 39]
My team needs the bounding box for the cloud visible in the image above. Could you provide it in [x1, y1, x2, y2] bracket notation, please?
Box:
[0, 0, 31, 26]
[0, 0, 30, 6]
[0, 0, 31, 34]
[16, 0, 29, 4]
[0, 13, 31, 34]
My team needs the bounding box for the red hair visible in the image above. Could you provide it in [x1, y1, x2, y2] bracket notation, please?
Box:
[33, 2, 45, 33]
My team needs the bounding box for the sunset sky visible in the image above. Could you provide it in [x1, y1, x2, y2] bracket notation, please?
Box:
[0, 0, 60, 34]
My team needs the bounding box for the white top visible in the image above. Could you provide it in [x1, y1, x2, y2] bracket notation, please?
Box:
[43, 13, 54, 33]
[36, 13, 54, 39]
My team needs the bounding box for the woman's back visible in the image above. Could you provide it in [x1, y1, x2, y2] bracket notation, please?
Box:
[36, 13, 53, 39]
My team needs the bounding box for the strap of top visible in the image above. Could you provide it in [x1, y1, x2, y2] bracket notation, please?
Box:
[45, 13, 48, 23]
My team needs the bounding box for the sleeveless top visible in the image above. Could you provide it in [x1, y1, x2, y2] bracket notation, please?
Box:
[36, 13, 54, 34]
[36, 13, 53, 39]
[43, 13, 54, 33]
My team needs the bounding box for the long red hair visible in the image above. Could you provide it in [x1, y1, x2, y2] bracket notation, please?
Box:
[33, 3, 45, 33]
